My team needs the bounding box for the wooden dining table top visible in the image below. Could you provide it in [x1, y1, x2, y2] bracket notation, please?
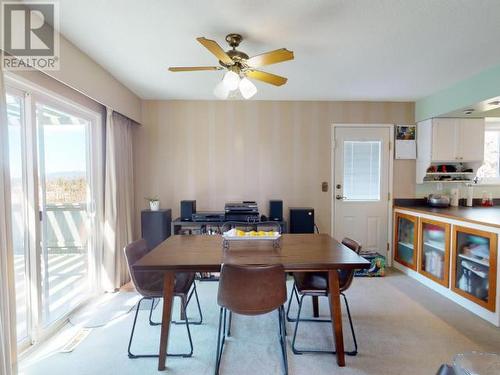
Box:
[133, 233, 371, 272]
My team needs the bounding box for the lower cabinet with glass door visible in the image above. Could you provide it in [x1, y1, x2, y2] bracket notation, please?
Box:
[451, 226, 497, 312]
[393, 208, 499, 325]
[418, 218, 451, 287]
[394, 212, 418, 270]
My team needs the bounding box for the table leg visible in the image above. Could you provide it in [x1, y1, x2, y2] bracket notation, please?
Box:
[328, 270, 345, 366]
[312, 296, 319, 318]
[158, 271, 175, 371]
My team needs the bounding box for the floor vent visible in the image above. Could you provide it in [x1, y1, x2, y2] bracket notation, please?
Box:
[60, 328, 92, 353]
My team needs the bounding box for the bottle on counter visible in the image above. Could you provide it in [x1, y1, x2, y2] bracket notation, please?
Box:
[466, 185, 474, 207]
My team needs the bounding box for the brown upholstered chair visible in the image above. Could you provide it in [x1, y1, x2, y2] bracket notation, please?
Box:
[286, 237, 361, 356]
[215, 263, 288, 375]
[124, 239, 202, 358]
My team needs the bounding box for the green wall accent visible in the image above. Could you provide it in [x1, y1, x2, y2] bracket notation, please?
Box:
[415, 64, 500, 122]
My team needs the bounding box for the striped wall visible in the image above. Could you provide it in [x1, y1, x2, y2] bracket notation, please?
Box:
[133, 100, 415, 236]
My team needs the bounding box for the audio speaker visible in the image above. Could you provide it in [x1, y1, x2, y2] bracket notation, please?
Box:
[141, 209, 172, 250]
[269, 200, 283, 221]
[289, 207, 314, 233]
[180, 200, 196, 221]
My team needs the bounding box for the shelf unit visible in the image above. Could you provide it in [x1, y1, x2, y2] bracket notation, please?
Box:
[394, 212, 418, 270]
[418, 217, 451, 287]
[451, 225, 497, 312]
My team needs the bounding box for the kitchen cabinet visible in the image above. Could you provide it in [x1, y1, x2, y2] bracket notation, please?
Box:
[417, 118, 485, 162]
[431, 118, 457, 161]
[430, 118, 484, 162]
[458, 119, 485, 161]
[418, 218, 450, 287]
[451, 226, 497, 312]
[394, 212, 418, 270]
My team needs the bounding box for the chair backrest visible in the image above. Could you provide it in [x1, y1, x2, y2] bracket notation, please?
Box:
[217, 263, 286, 315]
[339, 237, 362, 292]
[124, 239, 163, 297]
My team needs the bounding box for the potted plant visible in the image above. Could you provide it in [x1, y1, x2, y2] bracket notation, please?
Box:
[145, 197, 160, 211]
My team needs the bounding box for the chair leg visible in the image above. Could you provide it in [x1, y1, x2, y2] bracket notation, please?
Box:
[148, 298, 161, 326]
[128, 296, 193, 358]
[214, 307, 226, 375]
[172, 282, 203, 325]
[227, 311, 232, 337]
[292, 294, 335, 355]
[342, 292, 358, 356]
[279, 306, 289, 375]
[128, 298, 151, 358]
[286, 282, 300, 322]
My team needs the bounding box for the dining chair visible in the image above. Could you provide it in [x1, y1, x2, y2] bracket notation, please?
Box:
[124, 239, 203, 358]
[215, 263, 288, 375]
[286, 237, 361, 356]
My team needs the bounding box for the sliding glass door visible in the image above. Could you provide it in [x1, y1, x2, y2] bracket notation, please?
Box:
[5, 81, 102, 349]
[36, 102, 95, 326]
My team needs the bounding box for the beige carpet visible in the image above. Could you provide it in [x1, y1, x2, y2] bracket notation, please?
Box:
[20, 269, 500, 375]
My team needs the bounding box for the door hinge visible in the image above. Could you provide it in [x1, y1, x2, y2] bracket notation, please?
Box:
[387, 242, 390, 252]
[389, 141, 392, 151]
[388, 192, 391, 201]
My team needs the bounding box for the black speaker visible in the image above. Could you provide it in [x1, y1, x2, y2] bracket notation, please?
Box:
[269, 200, 283, 221]
[180, 200, 196, 221]
[141, 209, 172, 250]
[289, 207, 314, 233]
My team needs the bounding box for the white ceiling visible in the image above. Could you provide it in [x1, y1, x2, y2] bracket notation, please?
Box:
[54, 0, 500, 101]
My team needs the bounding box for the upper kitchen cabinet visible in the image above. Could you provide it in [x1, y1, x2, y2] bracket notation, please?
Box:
[416, 118, 485, 182]
[418, 118, 485, 163]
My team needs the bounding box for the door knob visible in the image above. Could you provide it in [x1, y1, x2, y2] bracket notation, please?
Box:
[336, 195, 347, 200]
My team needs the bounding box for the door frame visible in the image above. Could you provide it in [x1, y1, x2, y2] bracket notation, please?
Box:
[330, 124, 394, 264]
[4, 73, 104, 351]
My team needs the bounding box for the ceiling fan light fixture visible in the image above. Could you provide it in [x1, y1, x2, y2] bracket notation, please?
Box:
[222, 70, 240, 90]
[239, 77, 257, 99]
[213, 81, 229, 100]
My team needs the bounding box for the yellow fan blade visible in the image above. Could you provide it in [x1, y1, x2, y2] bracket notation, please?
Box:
[246, 48, 294, 67]
[246, 70, 288, 86]
[169, 66, 223, 72]
[196, 37, 234, 65]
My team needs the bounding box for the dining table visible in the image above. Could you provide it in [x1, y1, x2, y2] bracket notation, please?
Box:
[133, 233, 371, 371]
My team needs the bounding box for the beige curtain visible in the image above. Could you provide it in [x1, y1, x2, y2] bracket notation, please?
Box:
[102, 108, 135, 291]
[0, 67, 17, 374]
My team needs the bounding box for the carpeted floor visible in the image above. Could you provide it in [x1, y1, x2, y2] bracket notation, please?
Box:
[20, 270, 500, 375]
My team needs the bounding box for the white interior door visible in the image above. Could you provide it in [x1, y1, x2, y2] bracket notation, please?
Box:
[333, 126, 391, 254]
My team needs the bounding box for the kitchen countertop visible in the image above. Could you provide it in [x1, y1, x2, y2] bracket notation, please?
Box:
[394, 205, 500, 229]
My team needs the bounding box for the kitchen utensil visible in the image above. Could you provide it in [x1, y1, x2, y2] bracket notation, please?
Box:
[428, 194, 451, 208]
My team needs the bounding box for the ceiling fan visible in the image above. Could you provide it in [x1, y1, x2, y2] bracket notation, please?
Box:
[168, 33, 294, 99]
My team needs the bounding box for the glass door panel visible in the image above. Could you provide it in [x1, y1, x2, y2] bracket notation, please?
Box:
[394, 212, 418, 270]
[452, 226, 497, 312]
[36, 102, 93, 326]
[6, 92, 30, 343]
[418, 219, 450, 286]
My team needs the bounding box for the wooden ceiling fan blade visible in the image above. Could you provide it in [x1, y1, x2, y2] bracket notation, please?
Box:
[196, 37, 234, 65]
[246, 48, 294, 67]
[246, 70, 288, 86]
[169, 66, 223, 72]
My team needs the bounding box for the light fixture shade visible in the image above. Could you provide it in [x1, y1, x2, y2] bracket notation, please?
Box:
[239, 77, 257, 99]
[213, 81, 229, 99]
[222, 70, 240, 90]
